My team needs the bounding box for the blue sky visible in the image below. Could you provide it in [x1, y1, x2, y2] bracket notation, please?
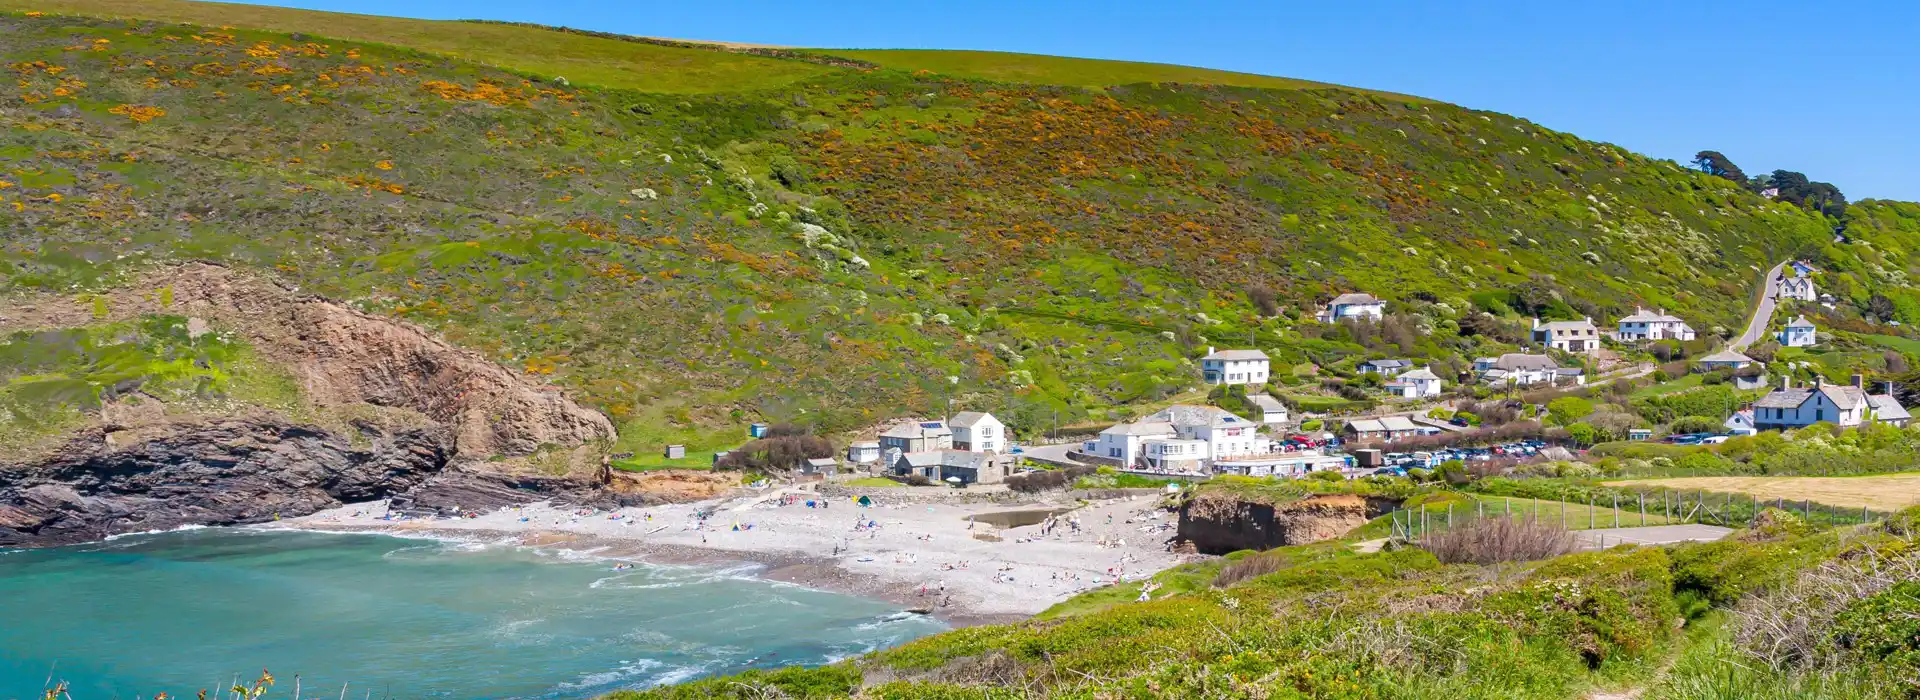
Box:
[261, 0, 1919, 200]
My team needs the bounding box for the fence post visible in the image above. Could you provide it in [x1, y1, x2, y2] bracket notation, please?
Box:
[1505, 497, 1511, 517]
[1613, 494, 1620, 529]
[1864, 504, 1872, 523]
[1478, 499, 1484, 520]
[1588, 496, 1595, 530]
[1639, 493, 1646, 527]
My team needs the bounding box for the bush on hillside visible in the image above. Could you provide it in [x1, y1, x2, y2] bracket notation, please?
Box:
[1417, 516, 1577, 565]
[713, 434, 831, 470]
[1668, 416, 1723, 435]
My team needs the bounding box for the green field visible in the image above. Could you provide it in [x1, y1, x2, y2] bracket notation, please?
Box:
[818, 48, 1421, 99]
[0, 0, 837, 92]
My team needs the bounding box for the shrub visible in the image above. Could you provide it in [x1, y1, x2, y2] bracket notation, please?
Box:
[1307, 469, 1346, 482]
[1212, 550, 1290, 587]
[1418, 516, 1577, 565]
[713, 434, 831, 470]
[1546, 396, 1595, 426]
[1668, 415, 1723, 435]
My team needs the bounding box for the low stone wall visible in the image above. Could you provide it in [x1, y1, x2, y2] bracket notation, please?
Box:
[814, 484, 1028, 505]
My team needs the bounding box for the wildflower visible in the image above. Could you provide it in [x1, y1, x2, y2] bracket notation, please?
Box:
[107, 104, 166, 123]
[374, 160, 393, 170]
[25, 11, 44, 16]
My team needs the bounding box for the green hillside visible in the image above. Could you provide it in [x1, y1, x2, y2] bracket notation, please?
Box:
[0, 6, 1842, 455]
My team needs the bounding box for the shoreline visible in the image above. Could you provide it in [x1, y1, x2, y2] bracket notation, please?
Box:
[268, 487, 1197, 627]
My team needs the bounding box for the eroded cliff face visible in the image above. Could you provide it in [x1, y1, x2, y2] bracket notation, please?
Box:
[0, 416, 448, 547]
[0, 263, 627, 547]
[1177, 493, 1388, 555]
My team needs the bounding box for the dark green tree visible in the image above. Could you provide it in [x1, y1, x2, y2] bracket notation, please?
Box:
[1693, 150, 1748, 183]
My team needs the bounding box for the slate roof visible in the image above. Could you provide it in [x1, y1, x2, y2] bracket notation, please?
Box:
[881, 420, 951, 439]
[1142, 404, 1252, 428]
[1698, 349, 1755, 364]
[1329, 293, 1381, 306]
[1398, 367, 1442, 381]
[1361, 359, 1413, 370]
[1870, 395, 1912, 422]
[1203, 349, 1270, 361]
[1786, 315, 1817, 329]
[1248, 394, 1287, 412]
[948, 411, 997, 428]
[1100, 421, 1176, 436]
[1618, 307, 1684, 323]
[1490, 353, 1559, 371]
[1537, 320, 1598, 333]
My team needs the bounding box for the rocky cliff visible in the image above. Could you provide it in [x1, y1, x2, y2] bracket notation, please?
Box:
[0, 264, 627, 546]
[1177, 492, 1389, 555]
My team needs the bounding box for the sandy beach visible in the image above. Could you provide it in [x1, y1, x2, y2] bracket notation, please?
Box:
[271, 485, 1195, 625]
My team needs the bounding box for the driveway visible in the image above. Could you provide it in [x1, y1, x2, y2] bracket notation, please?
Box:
[1019, 442, 1089, 468]
[1574, 524, 1732, 549]
[1731, 261, 1787, 351]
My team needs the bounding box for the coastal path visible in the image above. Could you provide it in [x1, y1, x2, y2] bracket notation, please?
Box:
[1731, 261, 1788, 352]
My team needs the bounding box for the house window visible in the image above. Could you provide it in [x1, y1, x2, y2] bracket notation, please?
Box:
[1109, 448, 1121, 458]
[1816, 409, 1825, 422]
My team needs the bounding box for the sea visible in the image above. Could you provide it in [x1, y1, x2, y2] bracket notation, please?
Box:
[0, 528, 946, 699]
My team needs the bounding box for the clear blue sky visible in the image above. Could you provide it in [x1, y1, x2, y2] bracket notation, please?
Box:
[259, 0, 1920, 200]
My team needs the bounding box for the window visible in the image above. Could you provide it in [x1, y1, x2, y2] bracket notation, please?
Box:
[1816, 409, 1825, 422]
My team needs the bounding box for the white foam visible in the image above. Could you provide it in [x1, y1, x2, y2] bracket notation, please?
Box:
[102, 524, 209, 541]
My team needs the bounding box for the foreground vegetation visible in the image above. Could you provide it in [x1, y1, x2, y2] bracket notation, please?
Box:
[612, 498, 1920, 699]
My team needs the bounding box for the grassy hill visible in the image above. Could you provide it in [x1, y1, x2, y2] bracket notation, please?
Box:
[0, 4, 1841, 457]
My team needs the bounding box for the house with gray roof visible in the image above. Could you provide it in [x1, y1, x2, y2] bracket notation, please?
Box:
[948, 411, 1005, 453]
[1317, 293, 1386, 323]
[1751, 376, 1906, 431]
[1201, 347, 1270, 386]
[1475, 354, 1582, 386]
[1357, 359, 1413, 376]
[1616, 307, 1697, 342]
[1531, 317, 1601, 353]
[878, 419, 952, 454]
[1085, 404, 1267, 471]
[1780, 316, 1818, 348]
[1696, 349, 1755, 371]
[1385, 366, 1445, 398]
[1248, 394, 1289, 425]
[889, 449, 1009, 485]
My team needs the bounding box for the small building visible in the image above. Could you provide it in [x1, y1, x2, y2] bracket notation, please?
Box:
[1357, 359, 1413, 376]
[1343, 416, 1421, 442]
[749, 423, 770, 438]
[1627, 428, 1653, 441]
[1779, 316, 1818, 348]
[1696, 349, 1755, 372]
[890, 449, 1008, 485]
[1201, 348, 1270, 386]
[1092, 405, 1268, 469]
[1616, 307, 1696, 342]
[1751, 376, 1907, 431]
[1317, 293, 1386, 323]
[801, 457, 838, 477]
[1477, 354, 1581, 386]
[663, 444, 686, 459]
[1532, 317, 1601, 353]
[1384, 366, 1445, 398]
[1778, 277, 1817, 302]
[949, 411, 1005, 453]
[846, 441, 881, 465]
[879, 419, 953, 454]
[1247, 393, 1289, 425]
[1724, 410, 1758, 436]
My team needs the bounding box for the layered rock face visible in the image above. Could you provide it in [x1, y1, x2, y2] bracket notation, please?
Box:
[1177, 493, 1388, 555]
[0, 264, 623, 547]
[0, 417, 448, 547]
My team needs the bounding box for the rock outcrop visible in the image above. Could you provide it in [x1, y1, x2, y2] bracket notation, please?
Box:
[0, 416, 450, 547]
[1177, 492, 1389, 555]
[0, 263, 628, 547]
[0, 262, 615, 459]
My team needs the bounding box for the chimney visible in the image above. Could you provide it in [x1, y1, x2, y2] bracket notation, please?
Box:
[1782, 375, 1792, 391]
[1887, 381, 1897, 397]
[1852, 374, 1864, 389]
[1206, 346, 1215, 356]
[1531, 317, 1541, 330]
[1815, 376, 1825, 388]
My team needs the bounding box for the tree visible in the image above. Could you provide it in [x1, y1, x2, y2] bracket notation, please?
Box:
[1693, 150, 1748, 184]
[1869, 293, 1898, 322]
[1246, 284, 1280, 317]
[1771, 170, 1810, 193]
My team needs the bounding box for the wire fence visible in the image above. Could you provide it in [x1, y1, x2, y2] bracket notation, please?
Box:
[1388, 489, 1886, 542]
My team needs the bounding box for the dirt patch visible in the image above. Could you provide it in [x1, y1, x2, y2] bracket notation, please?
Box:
[609, 469, 735, 502]
[1606, 474, 1920, 511]
[1178, 492, 1372, 554]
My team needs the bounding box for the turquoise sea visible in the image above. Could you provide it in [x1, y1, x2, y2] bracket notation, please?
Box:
[0, 529, 945, 699]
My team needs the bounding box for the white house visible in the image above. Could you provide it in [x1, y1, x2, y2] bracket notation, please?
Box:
[1751, 376, 1907, 431]
[1317, 293, 1386, 323]
[1779, 316, 1817, 347]
[1778, 276, 1817, 302]
[1201, 348, 1270, 386]
[891, 449, 1010, 485]
[1385, 366, 1445, 398]
[1248, 394, 1289, 426]
[1476, 354, 1583, 386]
[1724, 409, 1758, 436]
[1532, 317, 1601, 353]
[1357, 359, 1413, 376]
[1087, 405, 1267, 470]
[1616, 307, 1696, 342]
[948, 411, 1005, 453]
[1696, 349, 1755, 371]
[846, 441, 881, 466]
[878, 419, 952, 454]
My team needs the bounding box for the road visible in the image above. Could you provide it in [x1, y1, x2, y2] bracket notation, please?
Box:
[1574, 524, 1732, 549]
[1019, 442, 1089, 467]
[1731, 261, 1788, 352]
